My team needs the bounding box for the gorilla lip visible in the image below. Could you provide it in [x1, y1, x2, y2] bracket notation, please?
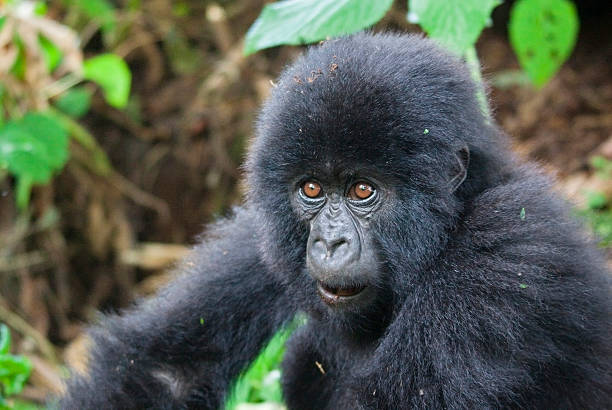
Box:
[317, 281, 366, 303]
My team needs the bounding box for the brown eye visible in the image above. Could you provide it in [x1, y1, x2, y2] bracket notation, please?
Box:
[349, 182, 374, 200]
[302, 181, 322, 198]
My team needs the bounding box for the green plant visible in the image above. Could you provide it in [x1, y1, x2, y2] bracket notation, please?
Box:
[225, 316, 305, 409]
[580, 156, 612, 247]
[244, 0, 393, 56]
[509, 0, 578, 87]
[0, 0, 131, 209]
[0, 324, 32, 410]
[246, 0, 579, 89]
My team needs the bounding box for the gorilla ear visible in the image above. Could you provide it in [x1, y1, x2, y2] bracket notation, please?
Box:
[449, 145, 470, 192]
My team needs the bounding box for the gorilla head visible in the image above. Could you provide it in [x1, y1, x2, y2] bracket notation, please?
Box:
[247, 33, 510, 326]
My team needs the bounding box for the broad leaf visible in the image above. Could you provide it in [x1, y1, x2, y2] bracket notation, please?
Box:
[0, 326, 10, 356]
[0, 354, 32, 396]
[509, 0, 578, 86]
[83, 54, 131, 108]
[18, 113, 69, 170]
[55, 87, 92, 118]
[408, 0, 501, 55]
[38, 35, 63, 72]
[244, 0, 394, 55]
[10, 36, 26, 80]
[62, 0, 116, 34]
[0, 325, 31, 398]
[0, 113, 69, 208]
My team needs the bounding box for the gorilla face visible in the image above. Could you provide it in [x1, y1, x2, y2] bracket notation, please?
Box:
[296, 175, 382, 308]
[248, 34, 485, 320]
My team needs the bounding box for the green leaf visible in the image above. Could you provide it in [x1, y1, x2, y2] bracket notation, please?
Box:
[590, 155, 609, 171]
[590, 155, 612, 179]
[10, 36, 26, 80]
[18, 113, 69, 170]
[509, 0, 579, 87]
[62, 0, 116, 34]
[0, 326, 10, 356]
[33, 1, 47, 16]
[0, 354, 32, 396]
[0, 113, 69, 209]
[0, 326, 32, 398]
[55, 87, 92, 118]
[225, 315, 306, 408]
[585, 191, 608, 210]
[38, 35, 63, 72]
[244, 0, 394, 55]
[83, 54, 131, 108]
[408, 0, 502, 55]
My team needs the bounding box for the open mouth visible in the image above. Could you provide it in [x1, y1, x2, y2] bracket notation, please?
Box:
[317, 281, 366, 304]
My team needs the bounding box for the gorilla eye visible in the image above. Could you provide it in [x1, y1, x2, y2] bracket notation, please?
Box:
[302, 181, 322, 198]
[348, 182, 375, 200]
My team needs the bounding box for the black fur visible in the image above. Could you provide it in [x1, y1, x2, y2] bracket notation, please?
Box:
[59, 33, 612, 409]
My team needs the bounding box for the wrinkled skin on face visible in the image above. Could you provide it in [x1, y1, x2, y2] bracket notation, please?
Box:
[295, 155, 467, 313]
[301, 178, 382, 307]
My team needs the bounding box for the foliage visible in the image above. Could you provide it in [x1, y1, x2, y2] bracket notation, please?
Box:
[83, 54, 131, 109]
[61, 0, 117, 37]
[0, 325, 32, 409]
[246, 0, 578, 89]
[54, 87, 92, 118]
[407, 0, 501, 56]
[580, 156, 612, 247]
[225, 317, 305, 409]
[509, 0, 579, 86]
[0, 0, 131, 209]
[0, 112, 68, 209]
[244, 0, 394, 56]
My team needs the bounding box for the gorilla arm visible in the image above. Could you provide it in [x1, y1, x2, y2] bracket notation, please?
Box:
[59, 207, 294, 409]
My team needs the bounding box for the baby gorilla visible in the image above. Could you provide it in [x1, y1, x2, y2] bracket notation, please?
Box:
[59, 33, 612, 409]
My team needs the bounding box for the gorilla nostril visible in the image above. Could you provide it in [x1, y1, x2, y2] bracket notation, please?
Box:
[311, 238, 349, 260]
[328, 239, 348, 257]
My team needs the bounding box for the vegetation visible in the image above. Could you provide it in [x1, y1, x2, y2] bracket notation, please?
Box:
[0, 0, 130, 209]
[225, 317, 304, 409]
[0, 325, 33, 410]
[246, 0, 579, 88]
[581, 156, 612, 246]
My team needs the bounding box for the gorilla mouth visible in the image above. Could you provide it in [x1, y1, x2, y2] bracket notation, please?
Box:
[317, 282, 366, 303]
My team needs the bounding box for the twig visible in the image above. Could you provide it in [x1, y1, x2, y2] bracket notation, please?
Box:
[48, 108, 113, 176]
[0, 251, 48, 272]
[109, 171, 171, 222]
[0, 298, 58, 365]
[206, 3, 233, 54]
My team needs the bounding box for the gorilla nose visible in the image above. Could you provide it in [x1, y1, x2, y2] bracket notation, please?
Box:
[308, 235, 358, 274]
[313, 237, 349, 259]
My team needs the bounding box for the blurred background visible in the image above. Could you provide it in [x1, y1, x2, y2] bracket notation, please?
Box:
[0, 0, 610, 407]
